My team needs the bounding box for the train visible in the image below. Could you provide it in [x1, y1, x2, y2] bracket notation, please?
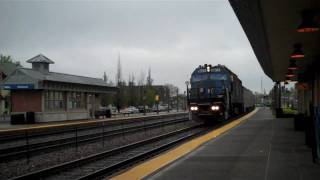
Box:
[188, 64, 255, 122]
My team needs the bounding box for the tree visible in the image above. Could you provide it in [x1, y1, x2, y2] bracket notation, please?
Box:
[145, 87, 156, 107]
[0, 54, 20, 65]
[127, 73, 138, 106]
[146, 68, 153, 87]
[103, 71, 108, 83]
[0, 54, 13, 63]
[115, 53, 122, 86]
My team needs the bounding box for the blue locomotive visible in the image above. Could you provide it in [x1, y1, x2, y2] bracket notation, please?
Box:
[188, 64, 255, 122]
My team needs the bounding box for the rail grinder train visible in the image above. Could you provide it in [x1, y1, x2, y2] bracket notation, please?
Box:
[188, 64, 255, 122]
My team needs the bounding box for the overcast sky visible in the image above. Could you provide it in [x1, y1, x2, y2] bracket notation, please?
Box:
[0, 0, 274, 93]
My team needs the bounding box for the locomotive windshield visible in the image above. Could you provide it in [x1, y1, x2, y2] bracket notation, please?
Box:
[210, 73, 227, 80]
[191, 73, 227, 82]
[191, 74, 208, 82]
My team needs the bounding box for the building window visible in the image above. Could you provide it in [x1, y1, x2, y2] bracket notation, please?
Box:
[45, 91, 65, 111]
[68, 92, 86, 109]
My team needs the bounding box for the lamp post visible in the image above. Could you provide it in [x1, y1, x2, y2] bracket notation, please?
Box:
[185, 81, 189, 110]
[155, 94, 159, 114]
[176, 88, 179, 112]
[166, 88, 170, 113]
[184, 91, 186, 111]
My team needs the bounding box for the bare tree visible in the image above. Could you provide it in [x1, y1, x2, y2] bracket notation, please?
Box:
[146, 68, 153, 86]
[115, 53, 122, 87]
[103, 71, 108, 83]
[138, 70, 145, 86]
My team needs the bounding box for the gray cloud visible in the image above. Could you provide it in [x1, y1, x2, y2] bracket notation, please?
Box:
[0, 0, 273, 93]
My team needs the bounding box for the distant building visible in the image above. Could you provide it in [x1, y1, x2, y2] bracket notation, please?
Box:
[4, 54, 117, 122]
[0, 61, 21, 115]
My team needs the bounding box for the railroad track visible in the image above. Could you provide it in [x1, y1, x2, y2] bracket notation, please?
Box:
[12, 124, 207, 180]
[0, 113, 187, 143]
[0, 115, 188, 160]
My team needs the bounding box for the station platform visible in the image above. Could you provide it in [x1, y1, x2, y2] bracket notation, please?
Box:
[113, 108, 320, 180]
[0, 111, 187, 133]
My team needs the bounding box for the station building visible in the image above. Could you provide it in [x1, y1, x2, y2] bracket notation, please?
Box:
[0, 61, 21, 115]
[3, 54, 117, 122]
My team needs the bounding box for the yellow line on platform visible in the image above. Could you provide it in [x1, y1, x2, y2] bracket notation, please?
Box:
[111, 108, 258, 180]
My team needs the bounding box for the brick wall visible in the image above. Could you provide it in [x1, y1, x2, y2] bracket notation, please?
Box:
[12, 90, 42, 112]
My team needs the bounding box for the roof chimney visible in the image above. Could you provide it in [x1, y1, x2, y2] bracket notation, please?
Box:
[26, 54, 54, 73]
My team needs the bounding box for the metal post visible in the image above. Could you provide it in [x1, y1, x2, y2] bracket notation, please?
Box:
[144, 118, 147, 136]
[75, 126, 78, 152]
[184, 91, 186, 111]
[143, 90, 146, 116]
[167, 88, 170, 113]
[25, 130, 30, 162]
[176, 88, 179, 112]
[157, 102, 159, 114]
[121, 120, 125, 141]
[102, 122, 105, 147]
[185, 81, 189, 111]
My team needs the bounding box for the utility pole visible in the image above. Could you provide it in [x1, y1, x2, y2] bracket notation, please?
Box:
[167, 87, 170, 113]
[176, 88, 179, 112]
[185, 81, 189, 111]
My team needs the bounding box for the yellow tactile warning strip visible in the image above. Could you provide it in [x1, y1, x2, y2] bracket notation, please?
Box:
[0, 112, 187, 133]
[111, 108, 259, 180]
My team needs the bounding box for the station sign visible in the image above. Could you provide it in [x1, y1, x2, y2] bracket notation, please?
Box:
[3, 84, 34, 90]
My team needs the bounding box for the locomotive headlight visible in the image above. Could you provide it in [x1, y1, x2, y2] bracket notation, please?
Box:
[211, 106, 220, 111]
[190, 106, 198, 111]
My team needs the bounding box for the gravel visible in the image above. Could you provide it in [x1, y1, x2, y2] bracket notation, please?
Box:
[0, 118, 194, 180]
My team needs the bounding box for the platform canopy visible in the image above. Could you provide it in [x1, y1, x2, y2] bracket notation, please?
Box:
[229, 0, 320, 82]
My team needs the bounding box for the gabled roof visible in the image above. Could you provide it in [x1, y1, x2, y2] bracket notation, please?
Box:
[16, 68, 112, 87]
[26, 54, 54, 64]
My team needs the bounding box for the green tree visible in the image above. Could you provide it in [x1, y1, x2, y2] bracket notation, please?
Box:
[101, 94, 114, 107]
[0, 54, 13, 63]
[145, 87, 156, 107]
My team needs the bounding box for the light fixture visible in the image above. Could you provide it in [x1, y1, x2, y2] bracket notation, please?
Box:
[297, 10, 319, 32]
[211, 105, 220, 111]
[288, 59, 299, 70]
[286, 69, 295, 78]
[291, 43, 305, 59]
[190, 106, 198, 111]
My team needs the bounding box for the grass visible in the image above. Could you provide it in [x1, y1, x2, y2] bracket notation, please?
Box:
[282, 107, 298, 115]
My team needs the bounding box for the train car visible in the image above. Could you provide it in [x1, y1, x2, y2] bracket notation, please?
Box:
[188, 64, 254, 122]
[243, 87, 255, 112]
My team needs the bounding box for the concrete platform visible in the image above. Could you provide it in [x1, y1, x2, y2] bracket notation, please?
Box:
[0, 111, 187, 132]
[146, 108, 320, 180]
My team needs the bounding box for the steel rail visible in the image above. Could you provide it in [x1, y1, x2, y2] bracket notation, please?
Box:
[0, 113, 187, 142]
[11, 124, 204, 180]
[0, 116, 188, 160]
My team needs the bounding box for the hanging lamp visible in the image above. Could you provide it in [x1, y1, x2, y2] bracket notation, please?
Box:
[288, 59, 299, 70]
[297, 10, 319, 32]
[286, 69, 295, 78]
[291, 43, 305, 59]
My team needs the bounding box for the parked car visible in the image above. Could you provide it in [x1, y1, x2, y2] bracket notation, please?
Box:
[152, 105, 168, 112]
[138, 105, 152, 113]
[122, 106, 139, 114]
